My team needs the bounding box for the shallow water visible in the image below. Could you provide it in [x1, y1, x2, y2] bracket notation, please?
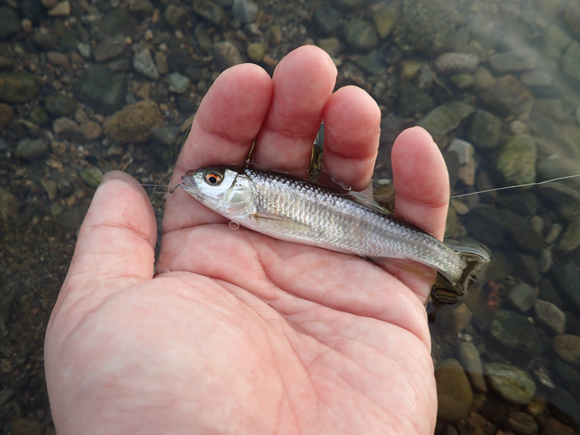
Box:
[1, 0, 580, 433]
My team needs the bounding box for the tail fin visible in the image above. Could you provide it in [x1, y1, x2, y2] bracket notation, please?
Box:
[432, 239, 491, 304]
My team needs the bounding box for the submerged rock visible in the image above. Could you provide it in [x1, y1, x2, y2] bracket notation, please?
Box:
[104, 100, 164, 144]
[489, 48, 538, 72]
[535, 300, 566, 335]
[417, 102, 473, 137]
[490, 310, 540, 362]
[496, 135, 537, 186]
[15, 139, 49, 160]
[342, 18, 378, 50]
[482, 75, 533, 116]
[435, 53, 478, 75]
[75, 64, 128, 115]
[435, 359, 473, 421]
[458, 342, 487, 392]
[0, 72, 42, 103]
[213, 41, 243, 71]
[468, 110, 501, 150]
[484, 362, 536, 405]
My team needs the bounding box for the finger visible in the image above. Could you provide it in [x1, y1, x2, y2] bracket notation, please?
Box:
[319, 86, 381, 191]
[252, 45, 337, 175]
[163, 64, 273, 233]
[57, 171, 157, 304]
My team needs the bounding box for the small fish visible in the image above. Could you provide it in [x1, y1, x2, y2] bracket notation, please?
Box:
[180, 166, 490, 303]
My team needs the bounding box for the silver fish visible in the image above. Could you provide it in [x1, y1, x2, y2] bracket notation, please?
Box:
[180, 166, 490, 303]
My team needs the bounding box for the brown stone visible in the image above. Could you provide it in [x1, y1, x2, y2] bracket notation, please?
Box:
[47, 51, 70, 69]
[104, 100, 164, 144]
[0, 103, 14, 131]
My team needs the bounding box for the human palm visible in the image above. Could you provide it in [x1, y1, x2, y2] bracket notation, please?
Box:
[45, 46, 448, 434]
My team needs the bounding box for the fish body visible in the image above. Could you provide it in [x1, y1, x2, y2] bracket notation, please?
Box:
[180, 166, 489, 303]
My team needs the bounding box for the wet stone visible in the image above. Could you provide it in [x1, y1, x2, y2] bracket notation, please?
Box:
[104, 100, 164, 144]
[507, 281, 537, 313]
[247, 42, 267, 62]
[458, 342, 487, 392]
[75, 64, 128, 115]
[154, 52, 168, 75]
[539, 25, 571, 59]
[0, 7, 21, 38]
[449, 74, 474, 89]
[435, 359, 473, 421]
[496, 135, 536, 186]
[313, 5, 339, 35]
[167, 73, 190, 94]
[47, 1, 70, 16]
[0, 188, 19, 221]
[521, 70, 552, 87]
[164, 5, 188, 29]
[553, 334, 580, 367]
[80, 167, 102, 188]
[0, 72, 42, 103]
[473, 66, 496, 91]
[0, 103, 14, 131]
[58, 205, 88, 231]
[435, 53, 478, 75]
[15, 139, 49, 160]
[47, 52, 69, 69]
[543, 417, 576, 435]
[417, 102, 474, 137]
[45, 94, 77, 117]
[558, 214, 580, 252]
[482, 75, 534, 117]
[317, 37, 342, 58]
[213, 41, 243, 71]
[133, 47, 160, 79]
[372, 5, 398, 39]
[484, 363, 536, 405]
[232, 0, 258, 23]
[538, 248, 552, 273]
[436, 302, 472, 334]
[511, 254, 541, 286]
[448, 139, 473, 165]
[468, 110, 501, 150]
[396, 85, 434, 116]
[149, 126, 178, 146]
[535, 300, 565, 335]
[560, 43, 580, 83]
[29, 107, 48, 126]
[490, 310, 540, 362]
[0, 54, 14, 71]
[93, 35, 126, 62]
[550, 263, 580, 311]
[506, 411, 537, 434]
[549, 387, 580, 428]
[77, 43, 91, 58]
[342, 18, 378, 51]
[489, 48, 538, 72]
[192, 0, 227, 26]
[553, 358, 580, 387]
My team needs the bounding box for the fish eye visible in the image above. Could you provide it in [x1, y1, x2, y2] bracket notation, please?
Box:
[204, 170, 224, 186]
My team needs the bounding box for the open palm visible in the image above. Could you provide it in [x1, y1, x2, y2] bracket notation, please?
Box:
[45, 46, 448, 435]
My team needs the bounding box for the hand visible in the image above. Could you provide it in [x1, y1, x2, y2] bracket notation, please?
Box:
[45, 46, 448, 435]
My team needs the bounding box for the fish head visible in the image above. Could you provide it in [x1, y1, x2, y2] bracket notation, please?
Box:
[181, 166, 254, 216]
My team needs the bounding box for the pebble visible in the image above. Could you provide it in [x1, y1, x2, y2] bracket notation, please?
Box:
[535, 300, 565, 334]
[482, 75, 534, 116]
[47, 51, 69, 69]
[0, 188, 19, 221]
[80, 167, 103, 188]
[342, 18, 378, 51]
[539, 24, 571, 59]
[549, 387, 580, 428]
[472, 66, 496, 91]
[77, 43, 91, 58]
[41, 178, 58, 201]
[545, 223, 562, 244]
[167, 72, 190, 93]
[449, 74, 474, 89]
[552, 334, 580, 367]
[317, 37, 343, 58]
[560, 43, 580, 83]
[247, 42, 267, 62]
[164, 4, 188, 29]
[232, 0, 258, 23]
[521, 70, 552, 87]
[372, 5, 398, 39]
[192, 0, 227, 26]
[468, 110, 501, 150]
[75, 64, 128, 114]
[313, 6, 339, 35]
[435, 53, 479, 75]
[0, 103, 14, 131]
[104, 100, 164, 144]
[490, 310, 540, 362]
[133, 47, 160, 79]
[93, 35, 127, 62]
[57, 205, 88, 231]
[149, 126, 178, 146]
[496, 135, 537, 185]
[21, 18, 33, 33]
[41, 0, 58, 7]
[0, 72, 42, 103]
[154, 52, 168, 75]
[0, 7, 21, 38]
[507, 281, 537, 313]
[436, 302, 472, 334]
[551, 263, 580, 310]
[542, 417, 576, 435]
[435, 359, 473, 421]
[396, 85, 434, 116]
[558, 214, 580, 252]
[506, 411, 538, 434]
[213, 41, 243, 71]
[458, 342, 487, 392]
[15, 139, 49, 160]
[45, 94, 77, 117]
[417, 102, 474, 137]
[484, 363, 536, 405]
[489, 48, 538, 72]
[47, 1, 70, 16]
[448, 139, 473, 165]
[538, 248, 552, 272]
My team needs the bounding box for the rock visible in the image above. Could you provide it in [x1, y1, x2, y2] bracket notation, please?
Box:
[333, 0, 363, 10]
[437, 302, 472, 334]
[77, 42, 91, 58]
[435, 53, 478, 75]
[392, 0, 457, 54]
[539, 25, 571, 59]
[418, 102, 474, 137]
[537, 158, 580, 189]
[19, 0, 43, 23]
[561, 42, 580, 83]
[549, 387, 580, 428]
[313, 6, 340, 35]
[482, 75, 534, 117]
[93, 35, 126, 62]
[545, 224, 563, 245]
[538, 249, 552, 273]
[563, 1, 580, 41]
[104, 100, 164, 144]
[484, 363, 536, 405]
[0, 187, 19, 221]
[435, 359, 473, 421]
[558, 214, 580, 252]
[542, 417, 576, 435]
[45, 94, 77, 117]
[57, 205, 88, 231]
[551, 263, 580, 310]
[342, 18, 378, 51]
[0, 103, 14, 131]
[535, 300, 565, 334]
[511, 254, 541, 286]
[232, 0, 258, 23]
[41, 0, 59, 8]
[247, 42, 267, 62]
[7, 417, 42, 435]
[521, 71, 552, 87]
[78, 120, 103, 141]
[458, 342, 487, 392]
[29, 107, 48, 125]
[449, 74, 474, 89]
[468, 110, 501, 150]
[149, 126, 178, 146]
[192, 0, 227, 26]
[133, 47, 160, 79]
[167, 73, 190, 93]
[154, 52, 168, 75]
[553, 334, 580, 367]
[489, 48, 538, 72]
[537, 182, 580, 219]
[164, 4, 188, 29]
[396, 84, 434, 116]
[0, 54, 14, 71]
[496, 135, 536, 186]
[101, 7, 138, 38]
[507, 281, 537, 313]
[0, 72, 42, 103]
[448, 139, 473, 165]
[15, 139, 49, 160]
[490, 310, 540, 362]
[80, 167, 103, 188]
[0, 7, 21, 38]
[473, 66, 496, 91]
[213, 41, 243, 71]
[47, 1, 70, 16]
[75, 64, 128, 115]
[317, 37, 343, 58]
[372, 5, 398, 39]
[506, 411, 538, 434]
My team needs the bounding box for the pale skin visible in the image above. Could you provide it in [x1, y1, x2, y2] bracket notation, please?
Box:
[45, 46, 448, 434]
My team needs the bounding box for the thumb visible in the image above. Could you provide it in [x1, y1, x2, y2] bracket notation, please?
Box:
[57, 171, 157, 305]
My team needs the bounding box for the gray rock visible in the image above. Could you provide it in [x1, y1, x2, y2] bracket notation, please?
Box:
[232, 0, 258, 23]
[545, 224, 563, 245]
[511, 254, 541, 286]
[521, 71, 552, 87]
[553, 334, 580, 367]
[15, 139, 49, 160]
[558, 214, 580, 252]
[468, 110, 501, 150]
[342, 18, 378, 51]
[473, 66, 496, 91]
[57, 205, 88, 231]
[484, 362, 536, 405]
[539, 25, 571, 59]
[372, 5, 398, 39]
[213, 41, 243, 71]
[313, 6, 340, 35]
[507, 281, 537, 312]
[496, 135, 536, 186]
[490, 310, 541, 361]
[417, 102, 474, 137]
[77, 43, 91, 59]
[133, 48, 160, 79]
[535, 300, 565, 334]
[553, 358, 580, 387]
[549, 388, 580, 428]
[0, 187, 19, 221]
[448, 139, 473, 165]
[93, 35, 126, 62]
[332, 0, 363, 10]
[449, 74, 474, 89]
[0, 72, 42, 103]
[539, 249, 552, 273]
[482, 75, 534, 117]
[490, 48, 538, 72]
[537, 158, 580, 190]
[458, 342, 487, 392]
[75, 64, 128, 115]
[435, 53, 478, 75]
[167, 73, 190, 93]
[164, 4, 188, 29]
[45, 94, 77, 117]
[317, 37, 343, 58]
[149, 126, 178, 146]
[435, 359, 473, 421]
[551, 263, 580, 311]
[506, 411, 538, 434]
[396, 85, 434, 116]
[192, 0, 227, 26]
[0, 7, 21, 38]
[561, 42, 580, 83]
